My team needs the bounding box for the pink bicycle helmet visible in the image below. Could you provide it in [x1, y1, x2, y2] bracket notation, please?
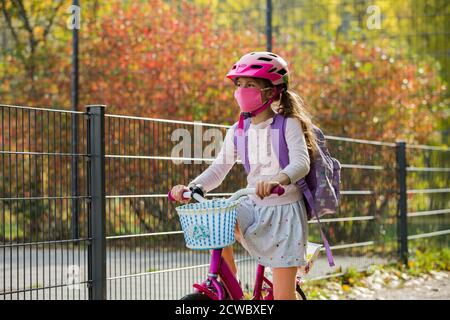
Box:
[226, 51, 290, 87]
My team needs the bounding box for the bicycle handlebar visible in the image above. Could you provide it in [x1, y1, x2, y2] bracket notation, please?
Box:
[168, 185, 285, 203]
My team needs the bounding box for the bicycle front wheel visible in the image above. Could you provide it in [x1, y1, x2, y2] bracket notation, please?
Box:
[296, 284, 307, 300]
[180, 293, 213, 300]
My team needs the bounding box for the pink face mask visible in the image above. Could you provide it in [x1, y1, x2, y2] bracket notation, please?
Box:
[234, 87, 272, 112]
[234, 86, 279, 135]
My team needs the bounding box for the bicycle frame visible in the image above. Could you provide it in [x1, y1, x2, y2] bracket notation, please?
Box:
[193, 248, 274, 300]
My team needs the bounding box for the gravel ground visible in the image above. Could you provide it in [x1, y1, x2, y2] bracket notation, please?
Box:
[368, 271, 450, 300]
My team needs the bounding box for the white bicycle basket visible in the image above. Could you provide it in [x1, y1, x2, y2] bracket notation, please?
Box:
[176, 199, 238, 250]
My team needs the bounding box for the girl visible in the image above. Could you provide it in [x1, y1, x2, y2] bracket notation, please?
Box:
[171, 52, 321, 300]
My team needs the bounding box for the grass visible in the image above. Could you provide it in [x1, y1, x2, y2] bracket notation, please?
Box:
[404, 246, 450, 276]
[30, 283, 43, 289]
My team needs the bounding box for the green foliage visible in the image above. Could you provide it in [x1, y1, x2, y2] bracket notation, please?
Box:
[341, 267, 365, 286]
[403, 247, 450, 276]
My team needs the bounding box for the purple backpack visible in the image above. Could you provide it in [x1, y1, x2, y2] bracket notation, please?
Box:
[233, 114, 341, 267]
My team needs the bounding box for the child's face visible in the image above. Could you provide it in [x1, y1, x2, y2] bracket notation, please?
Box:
[235, 77, 274, 102]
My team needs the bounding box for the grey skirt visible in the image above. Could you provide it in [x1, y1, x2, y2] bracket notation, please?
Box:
[235, 198, 308, 268]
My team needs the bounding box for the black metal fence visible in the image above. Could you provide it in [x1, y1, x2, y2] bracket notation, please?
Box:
[1, 103, 449, 299]
[0, 104, 90, 299]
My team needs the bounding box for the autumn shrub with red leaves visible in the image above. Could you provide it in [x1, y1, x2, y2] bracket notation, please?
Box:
[276, 42, 447, 144]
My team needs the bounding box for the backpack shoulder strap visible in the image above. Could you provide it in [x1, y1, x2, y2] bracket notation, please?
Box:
[299, 182, 335, 267]
[233, 118, 251, 173]
[270, 113, 289, 169]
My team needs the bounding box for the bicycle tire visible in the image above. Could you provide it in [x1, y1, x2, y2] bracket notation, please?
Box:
[180, 293, 213, 300]
[296, 284, 307, 300]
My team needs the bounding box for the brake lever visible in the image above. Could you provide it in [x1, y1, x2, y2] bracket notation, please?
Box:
[189, 184, 206, 202]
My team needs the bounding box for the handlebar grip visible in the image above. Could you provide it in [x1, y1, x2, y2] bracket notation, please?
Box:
[182, 191, 192, 200]
[271, 185, 285, 196]
[168, 189, 191, 202]
[168, 190, 176, 202]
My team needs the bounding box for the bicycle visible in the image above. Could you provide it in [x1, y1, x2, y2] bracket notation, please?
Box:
[168, 185, 322, 300]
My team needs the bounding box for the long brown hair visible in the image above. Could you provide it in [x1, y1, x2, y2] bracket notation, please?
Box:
[262, 79, 321, 159]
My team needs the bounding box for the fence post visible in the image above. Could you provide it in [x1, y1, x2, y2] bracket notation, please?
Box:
[71, 0, 80, 241]
[395, 140, 408, 266]
[86, 105, 106, 300]
[266, 0, 272, 52]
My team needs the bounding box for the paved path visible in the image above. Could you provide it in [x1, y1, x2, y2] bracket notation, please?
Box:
[3, 246, 447, 300]
[1, 246, 389, 299]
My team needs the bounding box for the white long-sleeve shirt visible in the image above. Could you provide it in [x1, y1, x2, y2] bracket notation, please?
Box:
[189, 116, 310, 206]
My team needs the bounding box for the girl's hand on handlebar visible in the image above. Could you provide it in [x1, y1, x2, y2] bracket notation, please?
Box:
[170, 185, 190, 203]
[256, 181, 282, 199]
